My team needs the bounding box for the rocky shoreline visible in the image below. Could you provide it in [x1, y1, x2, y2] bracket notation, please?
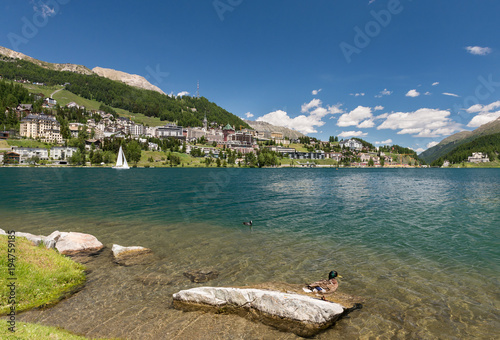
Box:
[2, 229, 363, 337]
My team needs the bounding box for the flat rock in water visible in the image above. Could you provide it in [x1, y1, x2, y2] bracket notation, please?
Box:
[55, 232, 104, 256]
[173, 287, 345, 337]
[111, 244, 154, 266]
[183, 269, 219, 283]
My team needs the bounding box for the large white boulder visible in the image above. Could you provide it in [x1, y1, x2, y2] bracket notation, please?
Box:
[55, 232, 104, 256]
[173, 287, 345, 337]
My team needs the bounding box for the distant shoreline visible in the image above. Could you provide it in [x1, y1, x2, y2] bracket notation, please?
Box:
[2, 164, 499, 169]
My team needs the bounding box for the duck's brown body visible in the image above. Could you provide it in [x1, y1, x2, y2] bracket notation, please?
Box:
[307, 278, 339, 294]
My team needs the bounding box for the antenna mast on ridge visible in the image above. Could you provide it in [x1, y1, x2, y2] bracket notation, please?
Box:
[197, 80, 200, 99]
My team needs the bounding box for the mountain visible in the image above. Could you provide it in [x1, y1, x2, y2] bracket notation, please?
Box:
[92, 67, 165, 95]
[0, 46, 93, 75]
[420, 117, 500, 163]
[0, 49, 250, 129]
[0, 46, 163, 94]
[244, 120, 305, 139]
[433, 132, 500, 165]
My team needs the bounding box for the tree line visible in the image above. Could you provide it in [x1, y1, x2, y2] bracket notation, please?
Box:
[0, 80, 33, 130]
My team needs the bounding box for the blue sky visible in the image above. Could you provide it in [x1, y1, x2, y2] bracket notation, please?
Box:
[1, 0, 500, 152]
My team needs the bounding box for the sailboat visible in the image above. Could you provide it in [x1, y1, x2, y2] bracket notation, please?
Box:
[112, 145, 130, 169]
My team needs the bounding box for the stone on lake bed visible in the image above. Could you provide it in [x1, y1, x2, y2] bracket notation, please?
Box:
[183, 269, 219, 283]
[135, 272, 174, 286]
[111, 244, 154, 266]
[173, 287, 345, 337]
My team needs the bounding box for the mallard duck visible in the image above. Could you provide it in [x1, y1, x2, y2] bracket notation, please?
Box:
[304, 270, 342, 294]
[243, 221, 253, 226]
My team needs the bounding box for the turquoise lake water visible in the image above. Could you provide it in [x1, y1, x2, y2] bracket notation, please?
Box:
[0, 168, 499, 339]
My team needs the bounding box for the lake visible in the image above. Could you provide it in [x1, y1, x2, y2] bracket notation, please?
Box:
[0, 167, 498, 339]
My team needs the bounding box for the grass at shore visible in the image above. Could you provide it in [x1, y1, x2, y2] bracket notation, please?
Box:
[0, 235, 86, 315]
[0, 322, 95, 339]
[448, 159, 500, 168]
[137, 151, 214, 167]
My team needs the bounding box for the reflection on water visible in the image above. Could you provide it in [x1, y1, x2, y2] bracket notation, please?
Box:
[1, 168, 499, 339]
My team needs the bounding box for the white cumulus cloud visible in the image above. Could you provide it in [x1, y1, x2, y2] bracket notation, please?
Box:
[244, 112, 254, 118]
[350, 93, 365, 97]
[374, 106, 384, 111]
[258, 100, 343, 134]
[312, 89, 322, 95]
[377, 108, 463, 137]
[426, 141, 439, 149]
[256, 110, 320, 134]
[375, 89, 392, 98]
[176, 91, 190, 97]
[406, 89, 420, 97]
[338, 131, 368, 138]
[432, 82, 439, 86]
[301, 98, 322, 113]
[442, 92, 460, 97]
[33, 3, 56, 18]
[337, 106, 374, 128]
[466, 101, 500, 127]
[375, 139, 392, 145]
[466, 101, 500, 113]
[465, 46, 492, 56]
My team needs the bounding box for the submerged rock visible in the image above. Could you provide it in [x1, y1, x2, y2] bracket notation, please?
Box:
[173, 287, 345, 337]
[183, 269, 219, 283]
[111, 244, 154, 266]
[55, 232, 104, 256]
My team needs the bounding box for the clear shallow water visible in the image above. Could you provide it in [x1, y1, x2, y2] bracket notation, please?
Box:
[0, 168, 499, 339]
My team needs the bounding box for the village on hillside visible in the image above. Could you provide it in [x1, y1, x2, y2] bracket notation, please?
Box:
[0, 96, 426, 168]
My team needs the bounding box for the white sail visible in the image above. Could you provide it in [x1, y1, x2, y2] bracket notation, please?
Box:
[122, 149, 129, 168]
[116, 146, 124, 167]
[113, 145, 130, 169]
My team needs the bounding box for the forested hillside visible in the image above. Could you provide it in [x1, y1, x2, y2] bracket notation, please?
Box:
[378, 144, 419, 159]
[0, 57, 250, 129]
[431, 133, 500, 166]
[420, 118, 500, 164]
[0, 80, 33, 129]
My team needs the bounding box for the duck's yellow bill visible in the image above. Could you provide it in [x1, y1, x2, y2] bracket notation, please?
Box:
[338, 275, 343, 278]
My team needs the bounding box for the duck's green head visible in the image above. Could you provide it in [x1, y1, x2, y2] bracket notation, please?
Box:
[328, 271, 342, 279]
